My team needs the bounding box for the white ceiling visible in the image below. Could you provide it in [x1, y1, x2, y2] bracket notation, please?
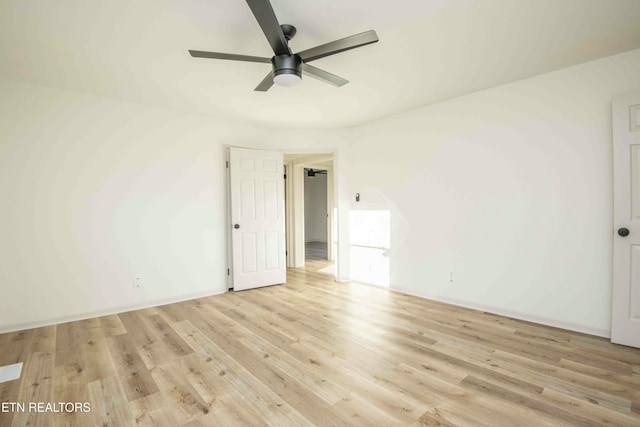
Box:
[1, 0, 640, 128]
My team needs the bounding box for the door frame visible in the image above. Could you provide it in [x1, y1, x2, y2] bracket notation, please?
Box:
[226, 149, 233, 290]
[284, 152, 336, 273]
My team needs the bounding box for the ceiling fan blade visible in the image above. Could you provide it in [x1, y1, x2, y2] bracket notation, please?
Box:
[189, 50, 271, 64]
[302, 63, 348, 87]
[254, 71, 274, 91]
[245, 0, 290, 56]
[297, 30, 379, 62]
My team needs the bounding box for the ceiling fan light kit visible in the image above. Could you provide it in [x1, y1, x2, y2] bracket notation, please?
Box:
[189, 0, 378, 91]
[273, 72, 301, 87]
[272, 54, 302, 86]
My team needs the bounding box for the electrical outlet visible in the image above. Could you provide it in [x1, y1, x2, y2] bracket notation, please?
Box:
[449, 272, 454, 283]
[135, 277, 142, 288]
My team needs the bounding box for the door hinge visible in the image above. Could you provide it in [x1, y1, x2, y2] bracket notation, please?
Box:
[227, 268, 230, 276]
[226, 161, 229, 168]
[284, 173, 287, 179]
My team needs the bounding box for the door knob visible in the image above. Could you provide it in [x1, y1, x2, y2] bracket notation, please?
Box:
[618, 227, 630, 237]
[234, 224, 240, 229]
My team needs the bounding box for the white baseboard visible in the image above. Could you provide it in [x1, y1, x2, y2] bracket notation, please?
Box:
[354, 282, 610, 338]
[0, 289, 226, 334]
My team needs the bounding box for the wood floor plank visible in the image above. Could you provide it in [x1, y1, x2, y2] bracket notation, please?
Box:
[11, 351, 55, 427]
[237, 333, 349, 405]
[0, 330, 32, 367]
[289, 337, 437, 425]
[118, 309, 194, 371]
[0, 381, 20, 426]
[52, 379, 94, 427]
[424, 336, 637, 420]
[489, 349, 636, 413]
[98, 314, 128, 337]
[147, 358, 215, 422]
[460, 375, 600, 426]
[541, 387, 640, 427]
[106, 333, 160, 401]
[128, 392, 183, 427]
[171, 320, 314, 426]
[55, 319, 117, 385]
[87, 375, 136, 427]
[180, 309, 361, 426]
[0, 331, 34, 426]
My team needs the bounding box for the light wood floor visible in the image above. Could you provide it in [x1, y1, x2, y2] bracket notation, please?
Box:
[1, 261, 639, 426]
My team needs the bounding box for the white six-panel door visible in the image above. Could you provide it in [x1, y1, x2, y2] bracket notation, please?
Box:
[230, 147, 286, 291]
[612, 90, 640, 348]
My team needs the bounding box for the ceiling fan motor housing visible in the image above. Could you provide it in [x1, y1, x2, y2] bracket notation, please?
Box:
[280, 24, 297, 41]
[272, 54, 302, 78]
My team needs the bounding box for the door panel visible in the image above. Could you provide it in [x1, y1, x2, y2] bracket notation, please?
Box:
[264, 231, 279, 270]
[630, 246, 640, 319]
[264, 180, 278, 218]
[631, 145, 640, 219]
[240, 180, 256, 219]
[612, 90, 640, 348]
[230, 147, 285, 291]
[241, 233, 257, 273]
[631, 104, 640, 131]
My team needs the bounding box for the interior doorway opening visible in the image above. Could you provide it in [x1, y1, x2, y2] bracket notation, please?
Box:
[284, 153, 336, 278]
[304, 167, 328, 261]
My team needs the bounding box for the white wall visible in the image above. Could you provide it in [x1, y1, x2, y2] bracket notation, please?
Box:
[0, 79, 350, 332]
[0, 79, 264, 332]
[304, 173, 328, 243]
[348, 48, 640, 336]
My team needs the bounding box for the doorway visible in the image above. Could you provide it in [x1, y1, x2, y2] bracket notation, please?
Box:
[284, 153, 336, 277]
[304, 167, 328, 261]
[304, 167, 331, 273]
